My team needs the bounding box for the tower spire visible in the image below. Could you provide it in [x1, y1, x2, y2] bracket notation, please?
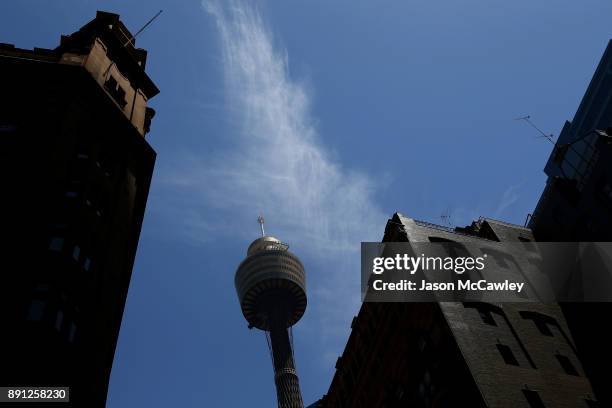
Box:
[258, 214, 266, 237]
[236, 228, 307, 408]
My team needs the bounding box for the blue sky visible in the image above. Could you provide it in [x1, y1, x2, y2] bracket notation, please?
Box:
[1, 1, 611, 406]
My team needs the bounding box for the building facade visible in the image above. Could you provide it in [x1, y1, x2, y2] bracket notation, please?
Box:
[529, 40, 612, 407]
[530, 40, 612, 241]
[0, 11, 159, 406]
[322, 214, 598, 407]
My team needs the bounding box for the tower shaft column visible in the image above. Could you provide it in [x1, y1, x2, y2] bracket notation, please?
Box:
[269, 315, 304, 408]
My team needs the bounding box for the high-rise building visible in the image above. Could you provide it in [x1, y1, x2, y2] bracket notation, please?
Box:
[529, 40, 612, 407]
[530, 40, 612, 241]
[0, 11, 159, 406]
[235, 220, 307, 408]
[321, 214, 598, 407]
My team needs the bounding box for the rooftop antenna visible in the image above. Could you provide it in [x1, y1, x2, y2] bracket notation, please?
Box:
[515, 115, 555, 145]
[440, 207, 454, 227]
[103, 10, 163, 79]
[123, 9, 163, 47]
[257, 215, 266, 237]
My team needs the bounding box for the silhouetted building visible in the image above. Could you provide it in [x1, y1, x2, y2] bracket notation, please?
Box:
[0, 11, 159, 406]
[529, 40, 612, 406]
[530, 40, 612, 241]
[322, 214, 598, 408]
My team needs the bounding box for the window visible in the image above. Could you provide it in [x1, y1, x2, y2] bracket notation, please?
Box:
[68, 323, 77, 343]
[556, 354, 579, 376]
[65, 191, 79, 198]
[72, 246, 80, 261]
[34, 284, 50, 293]
[535, 320, 553, 336]
[479, 309, 497, 326]
[0, 123, 17, 134]
[597, 177, 612, 206]
[104, 76, 127, 108]
[496, 344, 519, 366]
[105, 76, 118, 92]
[55, 310, 64, 331]
[520, 311, 557, 338]
[464, 303, 502, 326]
[49, 237, 63, 252]
[84, 258, 92, 271]
[428, 237, 454, 243]
[49, 223, 67, 230]
[115, 86, 126, 104]
[523, 389, 546, 408]
[28, 300, 46, 322]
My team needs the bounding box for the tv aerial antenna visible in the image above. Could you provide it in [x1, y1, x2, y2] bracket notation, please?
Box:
[515, 115, 555, 145]
[440, 207, 454, 228]
[123, 10, 163, 47]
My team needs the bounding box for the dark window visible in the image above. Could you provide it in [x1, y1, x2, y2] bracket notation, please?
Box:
[55, 310, 64, 331]
[34, 284, 50, 293]
[428, 237, 454, 243]
[464, 303, 501, 326]
[72, 246, 80, 261]
[534, 320, 553, 336]
[523, 389, 546, 408]
[597, 176, 612, 206]
[49, 237, 64, 252]
[115, 86, 126, 104]
[496, 344, 519, 366]
[556, 354, 579, 376]
[105, 76, 118, 91]
[28, 300, 46, 322]
[479, 309, 497, 326]
[68, 323, 77, 343]
[0, 123, 18, 134]
[104, 76, 127, 108]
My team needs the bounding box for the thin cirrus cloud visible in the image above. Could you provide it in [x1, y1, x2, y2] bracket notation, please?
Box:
[156, 0, 387, 350]
[184, 0, 387, 255]
[494, 184, 522, 219]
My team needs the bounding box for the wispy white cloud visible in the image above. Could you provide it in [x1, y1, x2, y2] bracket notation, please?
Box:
[494, 183, 521, 218]
[158, 0, 386, 360]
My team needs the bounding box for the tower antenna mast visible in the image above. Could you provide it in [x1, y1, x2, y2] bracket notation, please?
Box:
[257, 215, 265, 237]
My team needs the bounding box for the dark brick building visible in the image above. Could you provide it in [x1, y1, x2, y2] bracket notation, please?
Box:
[529, 40, 612, 407]
[321, 214, 598, 408]
[0, 11, 159, 406]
